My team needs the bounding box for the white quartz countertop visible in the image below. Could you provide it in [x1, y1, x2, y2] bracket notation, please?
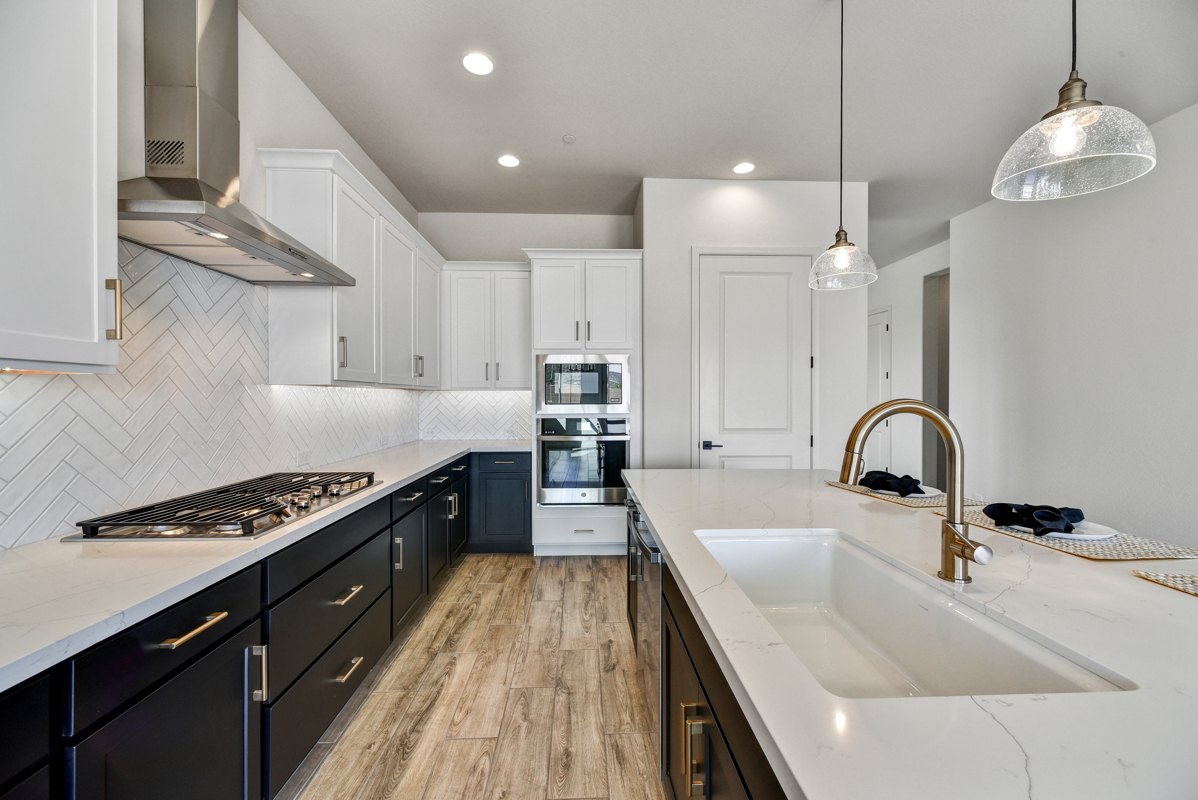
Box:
[0, 439, 530, 693]
[622, 468, 1198, 800]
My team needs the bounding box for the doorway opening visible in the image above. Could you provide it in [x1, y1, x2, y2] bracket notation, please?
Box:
[922, 270, 950, 489]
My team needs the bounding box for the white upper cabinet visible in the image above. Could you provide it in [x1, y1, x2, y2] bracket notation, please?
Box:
[262, 149, 444, 388]
[443, 265, 532, 391]
[0, 0, 119, 373]
[526, 250, 642, 353]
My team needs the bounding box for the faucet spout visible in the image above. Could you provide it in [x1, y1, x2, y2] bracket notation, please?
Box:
[840, 400, 992, 584]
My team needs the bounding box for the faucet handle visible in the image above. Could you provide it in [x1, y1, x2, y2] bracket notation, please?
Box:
[945, 521, 993, 565]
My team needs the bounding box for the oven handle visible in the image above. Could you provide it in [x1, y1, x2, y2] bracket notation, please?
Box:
[537, 435, 631, 442]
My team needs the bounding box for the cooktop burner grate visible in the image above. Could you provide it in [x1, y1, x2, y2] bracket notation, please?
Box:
[75, 472, 374, 537]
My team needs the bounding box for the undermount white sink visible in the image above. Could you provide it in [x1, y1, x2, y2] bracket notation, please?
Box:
[698, 529, 1135, 699]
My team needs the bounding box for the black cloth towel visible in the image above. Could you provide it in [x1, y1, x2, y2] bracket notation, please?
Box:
[983, 503, 1085, 536]
[858, 470, 925, 497]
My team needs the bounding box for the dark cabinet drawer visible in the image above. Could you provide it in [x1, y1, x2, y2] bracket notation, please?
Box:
[265, 530, 389, 695]
[390, 477, 427, 521]
[0, 676, 50, 788]
[66, 567, 260, 735]
[474, 452, 530, 472]
[425, 466, 453, 494]
[70, 620, 263, 800]
[265, 590, 390, 799]
[264, 496, 390, 604]
[0, 766, 49, 800]
[392, 509, 425, 632]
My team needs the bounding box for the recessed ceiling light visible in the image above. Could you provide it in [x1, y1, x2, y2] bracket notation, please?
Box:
[462, 52, 494, 75]
[300, 272, 315, 278]
[733, 162, 755, 174]
[498, 155, 520, 167]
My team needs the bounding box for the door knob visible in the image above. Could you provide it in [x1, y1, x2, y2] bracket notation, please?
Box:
[701, 441, 723, 450]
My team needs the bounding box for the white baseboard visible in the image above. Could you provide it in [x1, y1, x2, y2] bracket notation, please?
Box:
[534, 543, 626, 557]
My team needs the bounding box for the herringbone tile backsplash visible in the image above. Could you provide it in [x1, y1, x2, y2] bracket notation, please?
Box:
[0, 242, 432, 549]
[419, 391, 532, 441]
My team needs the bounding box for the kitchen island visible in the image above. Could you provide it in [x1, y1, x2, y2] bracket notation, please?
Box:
[623, 468, 1198, 800]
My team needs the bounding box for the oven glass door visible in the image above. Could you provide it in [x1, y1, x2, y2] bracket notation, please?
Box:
[543, 363, 623, 406]
[538, 418, 629, 505]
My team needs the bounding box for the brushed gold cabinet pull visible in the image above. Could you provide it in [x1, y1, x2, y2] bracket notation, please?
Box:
[253, 645, 268, 702]
[334, 585, 364, 606]
[587, 320, 591, 342]
[681, 702, 706, 796]
[400, 492, 424, 502]
[493, 460, 515, 464]
[451, 466, 466, 471]
[105, 279, 123, 340]
[334, 656, 364, 683]
[159, 611, 228, 649]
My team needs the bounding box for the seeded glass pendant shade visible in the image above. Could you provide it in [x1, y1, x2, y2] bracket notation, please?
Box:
[809, 0, 876, 291]
[992, 2, 1156, 201]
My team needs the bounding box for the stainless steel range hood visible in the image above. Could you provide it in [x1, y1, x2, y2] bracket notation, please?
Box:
[117, 0, 353, 286]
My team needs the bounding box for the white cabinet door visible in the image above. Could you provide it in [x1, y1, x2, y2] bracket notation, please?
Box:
[533, 261, 583, 349]
[584, 259, 639, 351]
[332, 177, 380, 383]
[494, 272, 532, 389]
[415, 250, 441, 387]
[448, 272, 493, 389]
[0, 0, 118, 371]
[379, 219, 418, 386]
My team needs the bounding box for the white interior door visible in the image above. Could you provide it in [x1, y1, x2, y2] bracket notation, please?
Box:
[379, 219, 417, 386]
[865, 309, 893, 473]
[494, 271, 532, 389]
[415, 250, 441, 386]
[698, 254, 812, 469]
[333, 177, 380, 383]
[449, 271, 493, 388]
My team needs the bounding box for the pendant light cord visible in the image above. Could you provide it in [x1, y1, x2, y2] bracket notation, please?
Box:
[839, 0, 844, 230]
[1071, 0, 1077, 72]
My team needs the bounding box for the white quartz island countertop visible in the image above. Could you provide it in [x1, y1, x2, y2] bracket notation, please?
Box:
[0, 439, 530, 693]
[622, 468, 1198, 800]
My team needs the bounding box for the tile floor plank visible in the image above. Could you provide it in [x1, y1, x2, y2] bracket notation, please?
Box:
[549, 651, 608, 799]
[443, 584, 505, 653]
[491, 567, 534, 626]
[358, 652, 477, 800]
[511, 599, 564, 688]
[298, 692, 414, 800]
[441, 555, 490, 604]
[477, 554, 516, 583]
[561, 581, 598, 650]
[599, 622, 651, 732]
[448, 625, 523, 739]
[564, 556, 594, 582]
[484, 688, 555, 800]
[532, 556, 567, 601]
[373, 602, 462, 692]
[423, 738, 496, 800]
[593, 556, 627, 623]
[607, 733, 666, 800]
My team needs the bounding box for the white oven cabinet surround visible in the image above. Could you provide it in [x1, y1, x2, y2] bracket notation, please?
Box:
[525, 249, 642, 352]
[0, 0, 120, 374]
[0, 439, 530, 694]
[260, 149, 444, 388]
[441, 263, 532, 391]
[623, 468, 1198, 800]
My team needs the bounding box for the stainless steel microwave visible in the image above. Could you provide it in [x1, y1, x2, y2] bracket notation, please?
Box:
[536, 354, 630, 415]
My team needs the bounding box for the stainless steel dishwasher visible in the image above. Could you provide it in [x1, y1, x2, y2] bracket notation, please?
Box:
[627, 497, 662, 775]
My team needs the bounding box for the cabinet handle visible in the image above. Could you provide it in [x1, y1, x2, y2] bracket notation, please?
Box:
[253, 644, 268, 702]
[448, 493, 458, 519]
[415, 354, 424, 378]
[333, 585, 364, 606]
[574, 529, 594, 534]
[400, 492, 424, 502]
[105, 279, 123, 340]
[159, 611, 228, 649]
[486, 362, 489, 381]
[587, 320, 591, 342]
[430, 476, 448, 484]
[451, 466, 467, 471]
[681, 702, 706, 797]
[493, 460, 515, 464]
[338, 336, 348, 368]
[629, 546, 643, 581]
[496, 362, 500, 381]
[395, 538, 403, 569]
[575, 320, 579, 341]
[334, 656, 364, 683]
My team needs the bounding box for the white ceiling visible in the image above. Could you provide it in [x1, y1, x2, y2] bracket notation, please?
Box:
[239, 0, 1198, 266]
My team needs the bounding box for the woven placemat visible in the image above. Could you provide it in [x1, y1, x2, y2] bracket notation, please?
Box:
[934, 509, 1198, 561]
[1133, 571, 1198, 597]
[826, 481, 986, 509]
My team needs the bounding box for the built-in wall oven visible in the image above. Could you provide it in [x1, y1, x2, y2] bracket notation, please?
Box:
[627, 496, 662, 776]
[536, 354, 630, 415]
[537, 417, 629, 505]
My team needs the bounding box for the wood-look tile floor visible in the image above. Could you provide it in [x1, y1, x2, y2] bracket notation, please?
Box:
[294, 555, 664, 800]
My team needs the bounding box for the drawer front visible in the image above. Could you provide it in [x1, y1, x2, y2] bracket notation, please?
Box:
[425, 465, 453, 494]
[67, 567, 260, 735]
[390, 477, 427, 521]
[266, 530, 389, 694]
[0, 766, 49, 800]
[474, 452, 531, 472]
[393, 509, 425, 631]
[534, 515, 626, 545]
[264, 496, 390, 604]
[0, 676, 50, 787]
[265, 590, 390, 799]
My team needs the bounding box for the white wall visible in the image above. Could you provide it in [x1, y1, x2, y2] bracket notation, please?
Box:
[950, 101, 1198, 547]
[419, 213, 633, 262]
[867, 240, 949, 477]
[640, 178, 869, 469]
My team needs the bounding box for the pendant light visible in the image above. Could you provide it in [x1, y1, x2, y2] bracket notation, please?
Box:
[809, 0, 876, 291]
[992, 0, 1156, 201]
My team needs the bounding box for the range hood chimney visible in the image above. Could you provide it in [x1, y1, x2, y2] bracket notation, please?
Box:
[117, 0, 353, 286]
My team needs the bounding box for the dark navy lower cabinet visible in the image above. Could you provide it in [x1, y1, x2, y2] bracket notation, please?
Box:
[392, 506, 425, 633]
[69, 620, 263, 800]
[466, 452, 532, 554]
[427, 486, 451, 585]
[0, 766, 50, 800]
[449, 474, 469, 564]
[0, 674, 51, 792]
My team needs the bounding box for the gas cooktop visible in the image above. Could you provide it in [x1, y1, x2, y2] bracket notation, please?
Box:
[63, 471, 375, 541]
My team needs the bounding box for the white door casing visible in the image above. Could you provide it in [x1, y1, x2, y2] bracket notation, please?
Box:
[697, 254, 812, 470]
[449, 271, 493, 389]
[494, 272, 532, 389]
[865, 308, 893, 473]
[379, 219, 417, 386]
